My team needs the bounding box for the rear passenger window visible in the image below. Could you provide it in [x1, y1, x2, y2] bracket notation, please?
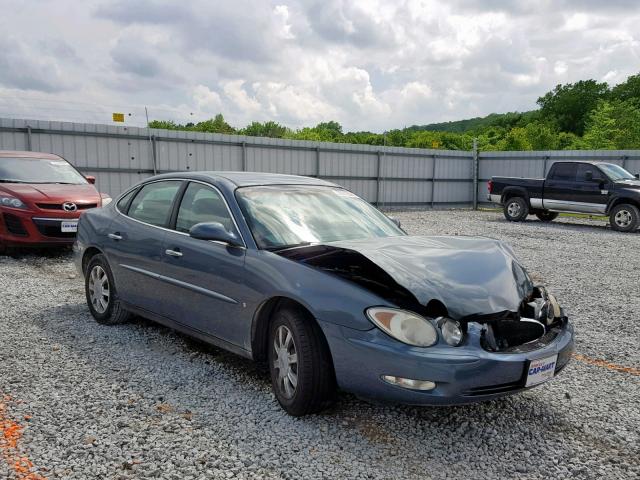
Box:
[175, 183, 237, 234]
[549, 163, 578, 181]
[127, 181, 182, 227]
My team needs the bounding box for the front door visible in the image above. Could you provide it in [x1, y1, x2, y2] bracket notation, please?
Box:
[159, 181, 248, 348]
[544, 162, 606, 214]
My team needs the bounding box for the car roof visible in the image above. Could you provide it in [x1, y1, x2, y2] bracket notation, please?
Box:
[0, 150, 62, 159]
[155, 171, 339, 188]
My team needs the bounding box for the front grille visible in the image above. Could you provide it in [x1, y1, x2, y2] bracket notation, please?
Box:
[2, 213, 28, 236]
[463, 379, 524, 397]
[32, 218, 76, 238]
[36, 202, 97, 210]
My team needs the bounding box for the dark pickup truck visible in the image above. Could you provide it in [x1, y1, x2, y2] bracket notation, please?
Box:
[488, 161, 640, 232]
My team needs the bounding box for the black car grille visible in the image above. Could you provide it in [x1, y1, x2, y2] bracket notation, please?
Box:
[36, 202, 97, 210]
[2, 213, 28, 236]
[32, 218, 76, 238]
[463, 379, 524, 397]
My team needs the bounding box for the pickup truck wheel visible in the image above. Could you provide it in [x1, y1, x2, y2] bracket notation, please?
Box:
[610, 204, 640, 232]
[268, 306, 336, 416]
[535, 211, 559, 222]
[504, 197, 529, 222]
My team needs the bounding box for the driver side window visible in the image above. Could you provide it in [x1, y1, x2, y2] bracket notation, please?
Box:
[175, 183, 237, 235]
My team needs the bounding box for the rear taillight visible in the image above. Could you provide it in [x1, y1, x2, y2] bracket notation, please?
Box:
[487, 180, 493, 193]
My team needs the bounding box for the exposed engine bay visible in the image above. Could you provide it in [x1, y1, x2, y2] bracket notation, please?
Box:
[276, 240, 566, 353]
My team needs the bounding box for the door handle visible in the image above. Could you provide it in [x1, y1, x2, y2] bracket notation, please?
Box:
[165, 249, 183, 258]
[108, 233, 123, 241]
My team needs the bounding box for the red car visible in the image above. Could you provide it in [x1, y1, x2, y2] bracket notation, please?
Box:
[0, 150, 110, 252]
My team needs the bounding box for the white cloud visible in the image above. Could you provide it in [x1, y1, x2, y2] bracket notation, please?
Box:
[0, 0, 638, 131]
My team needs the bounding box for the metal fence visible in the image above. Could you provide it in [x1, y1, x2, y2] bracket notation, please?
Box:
[1, 117, 640, 208]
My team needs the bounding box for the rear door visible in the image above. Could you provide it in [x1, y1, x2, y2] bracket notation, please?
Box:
[159, 181, 249, 348]
[542, 162, 604, 213]
[104, 180, 183, 314]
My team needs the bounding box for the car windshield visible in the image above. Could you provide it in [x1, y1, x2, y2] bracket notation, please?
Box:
[236, 185, 404, 249]
[0, 157, 88, 184]
[598, 163, 635, 181]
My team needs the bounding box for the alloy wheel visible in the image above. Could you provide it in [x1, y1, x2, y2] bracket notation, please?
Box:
[273, 325, 298, 399]
[507, 201, 521, 217]
[614, 209, 632, 228]
[88, 265, 110, 314]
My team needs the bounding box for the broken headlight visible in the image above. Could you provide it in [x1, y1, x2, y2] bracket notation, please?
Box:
[438, 317, 464, 346]
[366, 307, 438, 347]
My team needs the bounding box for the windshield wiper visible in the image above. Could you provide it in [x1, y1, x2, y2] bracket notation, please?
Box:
[0, 179, 30, 183]
[265, 242, 312, 252]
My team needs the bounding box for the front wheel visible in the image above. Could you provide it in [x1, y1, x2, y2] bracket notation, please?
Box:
[535, 211, 559, 222]
[85, 254, 131, 325]
[268, 306, 336, 416]
[503, 197, 529, 222]
[609, 204, 640, 232]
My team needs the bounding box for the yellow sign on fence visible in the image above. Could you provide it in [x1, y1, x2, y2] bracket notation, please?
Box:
[112, 113, 125, 123]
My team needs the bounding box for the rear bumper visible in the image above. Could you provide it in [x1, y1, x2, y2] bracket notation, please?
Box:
[321, 319, 574, 406]
[0, 207, 81, 246]
[488, 194, 502, 204]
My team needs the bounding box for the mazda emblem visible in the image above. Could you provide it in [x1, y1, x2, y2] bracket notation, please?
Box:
[63, 202, 78, 212]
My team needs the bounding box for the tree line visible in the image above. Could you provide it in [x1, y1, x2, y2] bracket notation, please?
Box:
[149, 72, 640, 151]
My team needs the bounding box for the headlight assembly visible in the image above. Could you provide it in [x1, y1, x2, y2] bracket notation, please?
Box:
[366, 307, 438, 347]
[0, 195, 27, 209]
[101, 196, 113, 206]
[438, 317, 464, 346]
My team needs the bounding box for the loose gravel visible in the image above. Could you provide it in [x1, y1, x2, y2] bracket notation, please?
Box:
[0, 210, 638, 480]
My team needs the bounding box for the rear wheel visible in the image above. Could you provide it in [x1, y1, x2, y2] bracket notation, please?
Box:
[609, 204, 639, 232]
[85, 254, 131, 325]
[535, 211, 559, 222]
[268, 306, 336, 416]
[503, 197, 529, 222]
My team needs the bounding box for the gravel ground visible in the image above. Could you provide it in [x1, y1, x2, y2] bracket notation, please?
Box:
[0, 210, 638, 480]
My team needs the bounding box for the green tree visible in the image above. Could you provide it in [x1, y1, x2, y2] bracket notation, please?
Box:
[537, 79, 609, 135]
[523, 122, 558, 150]
[610, 74, 640, 103]
[583, 100, 640, 149]
[497, 127, 532, 151]
[193, 114, 236, 134]
[241, 121, 289, 138]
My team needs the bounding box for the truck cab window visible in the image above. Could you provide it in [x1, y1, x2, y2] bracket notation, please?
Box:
[549, 163, 578, 181]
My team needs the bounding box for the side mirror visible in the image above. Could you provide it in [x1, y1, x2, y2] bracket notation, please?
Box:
[189, 222, 243, 247]
[585, 171, 593, 181]
[85, 175, 96, 184]
[389, 217, 401, 228]
[635, 173, 639, 179]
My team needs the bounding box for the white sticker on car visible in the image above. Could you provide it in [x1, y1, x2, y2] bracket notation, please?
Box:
[525, 354, 557, 387]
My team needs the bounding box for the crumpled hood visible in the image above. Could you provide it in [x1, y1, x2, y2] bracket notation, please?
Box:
[326, 235, 533, 319]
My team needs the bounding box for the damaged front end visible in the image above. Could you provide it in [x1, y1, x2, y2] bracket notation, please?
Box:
[275, 235, 568, 353]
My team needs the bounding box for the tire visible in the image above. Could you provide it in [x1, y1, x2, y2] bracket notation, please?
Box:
[535, 211, 559, 222]
[503, 197, 529, 222]
[609, 203, 640, 232]
[85, 253, 131, 325]
[268, 306, 336, 416]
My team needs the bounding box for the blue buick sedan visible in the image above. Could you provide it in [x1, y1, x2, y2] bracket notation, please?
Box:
[75, 172, 574, 416]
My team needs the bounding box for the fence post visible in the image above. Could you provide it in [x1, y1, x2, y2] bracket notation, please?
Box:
[150, 135, 157, 175]
[472, 138, 479, 210]
[622, 155, 628, 170]
[430, 154, 437, 209]
[26, 125, 32, 151]
[242, 141, 247, 171]
[376, 151, 382, 207]
[543, 155, 549, 176]
[316, 147, 320, 177]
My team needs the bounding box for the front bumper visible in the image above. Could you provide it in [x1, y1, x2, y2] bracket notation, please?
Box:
[0, 207, 81, 247]
[321, 318, 574, 406]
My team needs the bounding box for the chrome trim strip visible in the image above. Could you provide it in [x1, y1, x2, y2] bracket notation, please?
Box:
[31, 217, 79, 222]
[120, 264, 238, 304]
[114, 177, 247, 248]
[543, 199, 606, 214]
